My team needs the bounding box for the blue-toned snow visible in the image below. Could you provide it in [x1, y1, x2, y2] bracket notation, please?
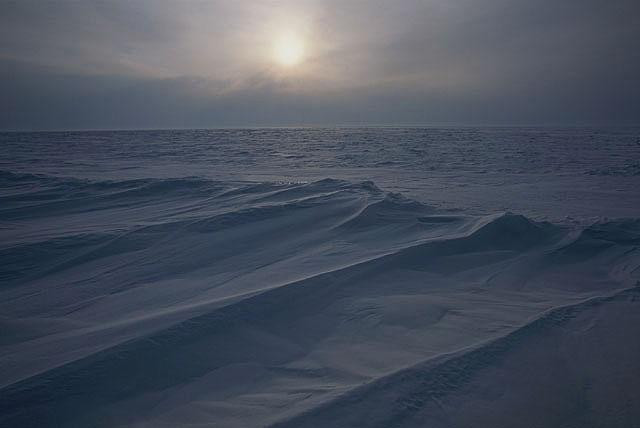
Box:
[1, 127, 639, 427]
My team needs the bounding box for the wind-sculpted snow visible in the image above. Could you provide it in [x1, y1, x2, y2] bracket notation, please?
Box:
[3, 127, 640, 223]
[273, 286, 640, 428]
[1, 172, 639, 427]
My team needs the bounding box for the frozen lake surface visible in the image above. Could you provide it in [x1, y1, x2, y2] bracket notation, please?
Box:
[1, 127, 639, 427]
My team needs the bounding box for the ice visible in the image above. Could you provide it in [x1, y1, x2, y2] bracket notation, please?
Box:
[1, 128, 639, 427]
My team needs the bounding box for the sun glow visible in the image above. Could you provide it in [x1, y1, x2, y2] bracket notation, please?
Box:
[273, 33, 305, 67]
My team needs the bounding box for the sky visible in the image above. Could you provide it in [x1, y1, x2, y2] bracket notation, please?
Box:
[1, 0, 639, 130]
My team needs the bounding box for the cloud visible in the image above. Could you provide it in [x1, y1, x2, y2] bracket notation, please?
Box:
[1, 0, 639, 129]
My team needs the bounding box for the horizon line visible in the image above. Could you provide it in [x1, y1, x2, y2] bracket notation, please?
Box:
[3, 123, 640, 133]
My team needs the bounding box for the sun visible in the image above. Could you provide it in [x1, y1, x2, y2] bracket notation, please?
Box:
[273, 33, 305, 67]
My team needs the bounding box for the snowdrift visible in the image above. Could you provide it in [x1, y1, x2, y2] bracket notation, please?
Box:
[1, 172, 639, 427]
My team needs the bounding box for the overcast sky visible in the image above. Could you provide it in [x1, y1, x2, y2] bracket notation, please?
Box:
[1, 0, 639, 130]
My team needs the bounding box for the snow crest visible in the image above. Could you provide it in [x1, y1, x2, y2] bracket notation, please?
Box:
[1, 173, 639, 427]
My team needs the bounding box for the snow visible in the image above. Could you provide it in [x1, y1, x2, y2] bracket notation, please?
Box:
[1, 127, 639, 427]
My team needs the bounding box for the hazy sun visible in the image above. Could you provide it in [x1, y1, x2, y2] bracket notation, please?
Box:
[273, 33, 305, 67]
